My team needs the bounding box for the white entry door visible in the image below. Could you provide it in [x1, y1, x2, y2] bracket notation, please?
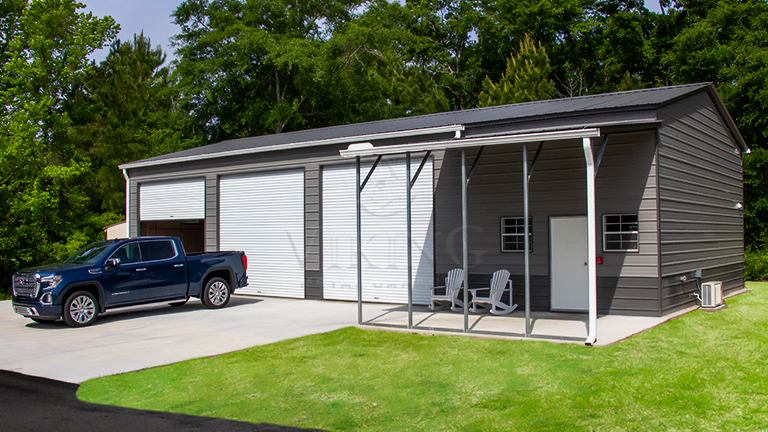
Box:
[219, 169, 305, 298]
[550, 216, 589, 311]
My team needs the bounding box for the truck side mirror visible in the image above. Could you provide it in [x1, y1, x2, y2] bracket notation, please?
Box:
[105, 257, 120, 271]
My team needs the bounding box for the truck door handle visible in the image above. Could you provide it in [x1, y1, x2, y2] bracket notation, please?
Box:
[136, 268, 146, 272]
[174, 264, 184, 268]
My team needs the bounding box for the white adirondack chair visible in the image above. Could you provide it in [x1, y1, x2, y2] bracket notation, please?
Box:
[468, 269, 517, 315]
[429, 268, 465, 311]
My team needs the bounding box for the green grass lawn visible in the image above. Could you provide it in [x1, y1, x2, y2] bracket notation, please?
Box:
[78, 282, 768, 431]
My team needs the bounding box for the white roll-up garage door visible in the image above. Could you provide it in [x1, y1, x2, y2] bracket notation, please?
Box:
[219, 169, 305, 298]
[322, 158, 434, 304]
[139, 178, 205, 220]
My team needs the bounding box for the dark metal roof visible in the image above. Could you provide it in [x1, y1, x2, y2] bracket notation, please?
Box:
[122, 82, 738, 169]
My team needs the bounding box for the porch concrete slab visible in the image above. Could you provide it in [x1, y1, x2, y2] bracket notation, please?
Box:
[359, 304, 696, 346]
[0, 296, 377, 384]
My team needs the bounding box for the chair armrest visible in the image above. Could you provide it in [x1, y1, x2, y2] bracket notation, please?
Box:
[430, 285, 447, 295]
[468, 287, 490, 295]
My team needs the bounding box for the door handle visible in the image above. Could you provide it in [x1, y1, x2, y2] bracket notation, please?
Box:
[136, 268, 147, 272]
[174, 264, 184, 268]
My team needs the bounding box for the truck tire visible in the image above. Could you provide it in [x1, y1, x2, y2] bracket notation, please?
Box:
[202, 277, 230, 309]
[63, 291, 98, 327]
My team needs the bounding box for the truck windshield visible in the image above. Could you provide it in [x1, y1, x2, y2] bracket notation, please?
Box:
[64, 242, 112, 264]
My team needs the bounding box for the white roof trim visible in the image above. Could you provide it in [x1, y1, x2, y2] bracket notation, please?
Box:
[339, 128, 602, 158]
[120, 124, 465, 169]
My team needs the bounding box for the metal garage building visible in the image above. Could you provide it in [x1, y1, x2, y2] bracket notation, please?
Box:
[120, 83, 747, 331]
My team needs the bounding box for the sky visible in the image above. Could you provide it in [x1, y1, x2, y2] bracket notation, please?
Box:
[82, 0, 665, 65]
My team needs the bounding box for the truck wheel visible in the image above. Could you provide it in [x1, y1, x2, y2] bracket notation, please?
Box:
[202, 277, 230, 309]
[63, 291, 98, 327]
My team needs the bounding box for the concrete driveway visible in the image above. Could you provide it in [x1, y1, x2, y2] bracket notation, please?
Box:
[0, 296, 365, 383]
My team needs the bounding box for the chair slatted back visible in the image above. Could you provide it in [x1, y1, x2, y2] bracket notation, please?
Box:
[446, 268, 464, 291]
[489, 269, 511, 301]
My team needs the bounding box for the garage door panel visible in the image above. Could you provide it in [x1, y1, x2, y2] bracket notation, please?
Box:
[220, 170, 305, 298]
[139, 178, 205, 220]
[322, 159, 434, 304]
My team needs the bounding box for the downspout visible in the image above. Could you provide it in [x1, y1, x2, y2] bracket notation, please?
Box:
[582, 138, 598, 346]
[122, 169, 130, 238]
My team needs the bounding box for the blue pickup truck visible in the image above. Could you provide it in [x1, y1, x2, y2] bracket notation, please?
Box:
[11, 237, 248, 327]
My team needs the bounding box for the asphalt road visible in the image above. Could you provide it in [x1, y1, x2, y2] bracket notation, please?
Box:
[1, 370, 325, 432]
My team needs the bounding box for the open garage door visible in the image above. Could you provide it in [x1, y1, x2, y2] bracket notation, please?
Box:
[139, 178, 206, 252]
[139, 178, 205, 220]
[219, 169, 305, 298]
[322, 158, 434, 304]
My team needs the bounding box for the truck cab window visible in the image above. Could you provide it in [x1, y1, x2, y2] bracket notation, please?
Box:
[140, 241, 177, 262]
[115, 244, 141, 264]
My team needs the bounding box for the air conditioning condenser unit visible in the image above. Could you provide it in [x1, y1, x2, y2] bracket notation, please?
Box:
[700, 281, 723, 309]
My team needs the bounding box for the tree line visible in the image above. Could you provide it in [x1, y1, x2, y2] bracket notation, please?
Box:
[1, 0, 767, 292]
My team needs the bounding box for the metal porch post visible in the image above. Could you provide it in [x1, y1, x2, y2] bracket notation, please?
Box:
[356, 156, 363, 325]
[461, 149, 469, 332]
[406, 152, 413, 328]
[523, 145, 531, 336]
[582, 138, 598, 346]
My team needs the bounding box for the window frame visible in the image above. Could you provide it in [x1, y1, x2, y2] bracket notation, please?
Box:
[139, 240, 180, 262]
[107, 240, 179, 264]
[602, 214, 639, 252]
[500, 216, 533, 253]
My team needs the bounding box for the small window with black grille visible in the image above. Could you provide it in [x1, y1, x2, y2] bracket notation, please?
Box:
[501, 217, 532, 252]
[603, 214, 639, 252]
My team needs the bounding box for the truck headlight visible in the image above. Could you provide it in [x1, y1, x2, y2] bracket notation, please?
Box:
[40, 274, 62, 290]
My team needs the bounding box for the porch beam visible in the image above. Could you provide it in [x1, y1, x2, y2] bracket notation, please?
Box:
[360, 154, 382, 192]
[340, 128, 601, 158]
[527, 142, 544, 183]
[582, 138, 598, 346]
[466, 146, 485, 185]
[594, 135, 609, 177]
[410, 150, 432, 188]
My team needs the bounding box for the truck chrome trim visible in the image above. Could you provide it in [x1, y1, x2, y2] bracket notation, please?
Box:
[13, 306, 39, 316]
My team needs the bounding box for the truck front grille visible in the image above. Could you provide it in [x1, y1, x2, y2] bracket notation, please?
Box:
[12, 274, 38, 298]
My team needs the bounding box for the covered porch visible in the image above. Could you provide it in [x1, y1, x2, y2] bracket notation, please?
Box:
[340, 126, 654, 345]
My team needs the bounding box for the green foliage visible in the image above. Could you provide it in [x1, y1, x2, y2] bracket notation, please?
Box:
[744, 148, 768, 249]
[667, 0, 768, 151]
[67, 33, 187, 214]
[0, 0, 118, 289]
[745, 249, 768, 281]
[478, 35, 554, 107]
[79, 283, 768, 431]
[617, 70, 646, 91]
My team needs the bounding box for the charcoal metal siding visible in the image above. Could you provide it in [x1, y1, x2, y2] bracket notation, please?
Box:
[433, 131, 659, 315]
[205, 174, 217, 252]
[305, 164, 322, 299]
[658, 91, 745, 314]
[129, 179, 139, 237]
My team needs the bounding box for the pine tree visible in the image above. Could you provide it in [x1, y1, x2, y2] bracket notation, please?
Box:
[478, 35, 555, 107]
